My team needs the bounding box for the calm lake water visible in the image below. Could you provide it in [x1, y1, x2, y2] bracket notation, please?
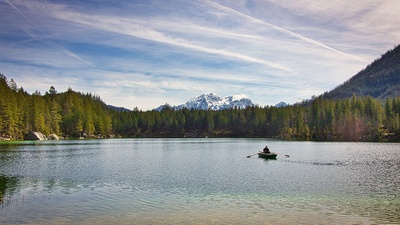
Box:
[0, 138, 399, 224]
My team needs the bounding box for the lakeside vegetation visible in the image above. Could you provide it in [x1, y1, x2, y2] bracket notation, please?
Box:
[2, 45, 400, 141]
[1, 74, 399, 141]
[115, 95, 400, 141]
[0, 74, 112, 140]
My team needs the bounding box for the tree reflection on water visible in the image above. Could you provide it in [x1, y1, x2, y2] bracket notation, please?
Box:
[0, 175, 19, 206]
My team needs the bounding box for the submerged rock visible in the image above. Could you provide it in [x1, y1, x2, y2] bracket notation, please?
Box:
[24, 131, 47, 140]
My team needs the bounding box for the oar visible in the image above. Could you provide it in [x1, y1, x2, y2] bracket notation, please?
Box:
[247, 153, 259, 158]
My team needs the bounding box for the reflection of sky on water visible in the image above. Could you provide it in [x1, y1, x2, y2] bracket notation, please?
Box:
[0, 139, 399, 224]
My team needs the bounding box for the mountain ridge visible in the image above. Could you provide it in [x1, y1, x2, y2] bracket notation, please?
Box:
[322, 45, 400, 99]
[155, 93, 257, 111]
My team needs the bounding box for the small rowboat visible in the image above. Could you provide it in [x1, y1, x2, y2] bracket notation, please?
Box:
[257, 151, 277, 159]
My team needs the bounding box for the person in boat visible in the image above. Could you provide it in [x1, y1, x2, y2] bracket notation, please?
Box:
[263, 145, 270, 153]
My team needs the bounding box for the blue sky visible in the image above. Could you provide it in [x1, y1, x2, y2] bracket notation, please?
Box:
[1, 0, 399, 110]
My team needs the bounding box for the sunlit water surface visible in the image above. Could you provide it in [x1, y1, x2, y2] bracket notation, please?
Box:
[1, 139, 399, 224]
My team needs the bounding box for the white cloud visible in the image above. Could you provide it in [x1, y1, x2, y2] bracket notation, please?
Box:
[260, 0, 400, 51]
[49, 10, 292, 72]
[1, 0, 399, 110]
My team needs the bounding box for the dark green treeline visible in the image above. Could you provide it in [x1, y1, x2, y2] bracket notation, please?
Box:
[0, 74, 112, 139]
[1, 74, 399, 141]
[112, 95, 400, 141]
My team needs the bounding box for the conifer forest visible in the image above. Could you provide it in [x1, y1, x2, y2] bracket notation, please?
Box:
[1, 74, 399, 141]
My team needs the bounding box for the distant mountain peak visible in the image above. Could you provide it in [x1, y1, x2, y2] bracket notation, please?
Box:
[156, 93, 256, 111]
[274, 101, 288, 108]
[107, 105, 131, 112]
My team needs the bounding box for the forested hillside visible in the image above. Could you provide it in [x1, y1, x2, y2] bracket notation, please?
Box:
[0, 74, 112, 140]
[323, 45, 400, 99]
[1, 68, 400, 141]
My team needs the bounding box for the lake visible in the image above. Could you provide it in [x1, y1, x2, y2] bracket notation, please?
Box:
[0, 138, 399, 224]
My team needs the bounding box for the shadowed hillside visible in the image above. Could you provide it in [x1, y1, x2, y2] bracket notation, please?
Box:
[323, 45, 400, 99]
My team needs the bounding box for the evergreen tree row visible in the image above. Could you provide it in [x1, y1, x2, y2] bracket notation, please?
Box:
[1, 74, 399, 141]
[0, 74, 112, 139]
[110, 95, 400, 141]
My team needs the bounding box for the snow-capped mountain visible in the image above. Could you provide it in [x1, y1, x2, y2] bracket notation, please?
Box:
[156, 93, 257, 111]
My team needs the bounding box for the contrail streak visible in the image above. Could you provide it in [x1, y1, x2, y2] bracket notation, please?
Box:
[4, 0, 91, 66]
[203, 0, 368, 62]
[55, 12, 291, 71]
[4, 0, 46, 38]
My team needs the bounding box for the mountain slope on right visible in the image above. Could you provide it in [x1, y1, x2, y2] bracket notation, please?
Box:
[322, 45, 400, 100]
